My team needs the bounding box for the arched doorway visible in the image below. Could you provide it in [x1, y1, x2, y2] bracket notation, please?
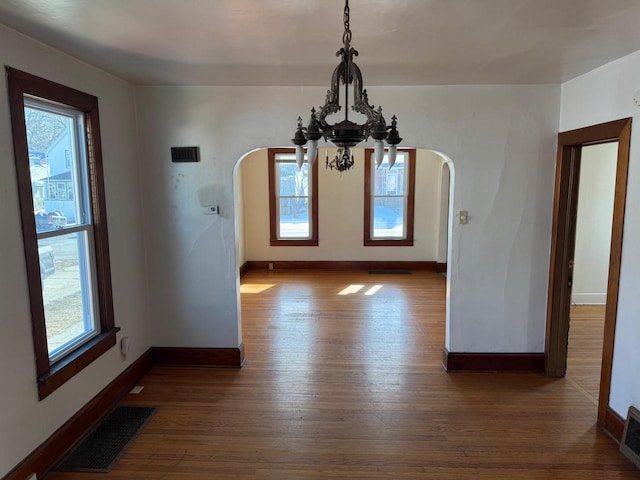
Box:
[233, 147, 456, 358]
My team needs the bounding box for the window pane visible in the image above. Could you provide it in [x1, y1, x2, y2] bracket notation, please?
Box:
[278, 162, 308, 197]
[373, 197, 405, 238]
[39, 231, 98, 361]
[279, 197, 310, 238]
[374, 154, 406, 195]
[25, 105, 84, 233]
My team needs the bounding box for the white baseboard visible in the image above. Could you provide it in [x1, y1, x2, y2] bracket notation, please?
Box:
[572, 293, 607, 305]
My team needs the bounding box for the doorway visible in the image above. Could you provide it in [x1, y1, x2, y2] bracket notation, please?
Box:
[545, 118, 631, 432]
[233, 147, 455, 355]
[566, 143, 618, 405]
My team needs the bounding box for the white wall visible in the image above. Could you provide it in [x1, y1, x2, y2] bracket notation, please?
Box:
[135, 83, 560, 353]
[0, 26, 149, 477]
[561, 50, 640, 418]
[239, 148, 442, 262]
[572, 143, 617, 305]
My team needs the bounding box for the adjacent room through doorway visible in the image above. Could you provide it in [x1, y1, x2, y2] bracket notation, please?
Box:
[565, 142, 618, 409]
[234, 147, 454, 363]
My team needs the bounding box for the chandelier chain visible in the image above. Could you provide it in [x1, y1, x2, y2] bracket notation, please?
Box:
[342, 0, 351, 48]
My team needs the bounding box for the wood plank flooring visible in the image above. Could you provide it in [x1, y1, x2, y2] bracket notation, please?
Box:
[47, 271, 638, 479]
[567, 305, 606, 406]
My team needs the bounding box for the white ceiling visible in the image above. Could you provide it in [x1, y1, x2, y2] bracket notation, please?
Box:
[1, 0, 640, 86]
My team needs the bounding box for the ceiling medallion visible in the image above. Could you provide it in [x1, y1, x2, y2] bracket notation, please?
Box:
[291, 0, 402, 172]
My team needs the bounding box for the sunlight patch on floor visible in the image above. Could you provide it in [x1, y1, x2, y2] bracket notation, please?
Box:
[364, 285, 383, 296]
[240, 284, 275, 294]
[338, 284, 364, 295]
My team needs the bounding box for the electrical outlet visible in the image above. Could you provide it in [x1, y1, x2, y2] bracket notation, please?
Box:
[268, 263, 274, 270]
[120, 336, 130, 356]
[459, 210, 469, 224]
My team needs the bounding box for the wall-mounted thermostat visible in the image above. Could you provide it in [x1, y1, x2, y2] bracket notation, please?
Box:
[171, 146, 200, 163]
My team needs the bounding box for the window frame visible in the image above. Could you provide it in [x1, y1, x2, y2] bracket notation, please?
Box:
[364, 148, 416, 246]
[268, 148, 319, 246]
[7, 67, 118, 400]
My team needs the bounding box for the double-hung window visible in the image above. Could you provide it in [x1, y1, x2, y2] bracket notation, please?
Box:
[268, 148, 318, 246]
[7, 68, 117, 399]
[364, 149, 416, 246]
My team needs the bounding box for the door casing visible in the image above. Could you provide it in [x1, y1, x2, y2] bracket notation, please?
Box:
[545, 118, 631, 432]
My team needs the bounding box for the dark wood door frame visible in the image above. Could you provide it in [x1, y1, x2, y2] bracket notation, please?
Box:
[545, 118, 631, 433]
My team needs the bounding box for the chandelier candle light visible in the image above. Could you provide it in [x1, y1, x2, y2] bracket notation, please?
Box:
[292, 0, 402, 172]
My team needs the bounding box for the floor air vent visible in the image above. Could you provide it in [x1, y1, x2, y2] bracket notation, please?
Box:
[55, 406, 156, 472]
[620, 406, 640, 470]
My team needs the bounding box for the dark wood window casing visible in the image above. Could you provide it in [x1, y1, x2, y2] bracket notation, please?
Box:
[268, 148, 319, 246]
[7, 67, 118, 400]
[364, 148, 416, 246]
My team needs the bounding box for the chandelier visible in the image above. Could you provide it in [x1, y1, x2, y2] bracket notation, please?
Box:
[291, 0, 402, 172]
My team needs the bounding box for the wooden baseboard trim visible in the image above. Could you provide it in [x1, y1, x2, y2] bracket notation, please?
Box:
[244, 260, 436, 272]
[152, 344, 245, 368]
[4, 348, 154, 480]
[442, 348, 545, 372]
[600, 406, 625, 443]
[239, 261, 249, 278]
[436, 262, 447, 273]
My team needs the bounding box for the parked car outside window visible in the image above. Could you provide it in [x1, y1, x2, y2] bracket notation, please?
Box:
[34, 210, 67, 232]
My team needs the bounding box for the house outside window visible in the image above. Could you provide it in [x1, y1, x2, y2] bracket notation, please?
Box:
[268, 148, 319, 246]
[364, 149, 416, 246]
[7, 67, 117, 399]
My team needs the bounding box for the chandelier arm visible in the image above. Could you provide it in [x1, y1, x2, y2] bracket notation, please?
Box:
[316, 56, 349, 131]
[349, 63, 377, 125]
[316, 63, 344, 135]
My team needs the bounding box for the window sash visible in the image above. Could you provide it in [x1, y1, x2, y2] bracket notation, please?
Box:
[41, 225, 101, 364]
[371, 196, 408, 240]
[25, 99, 102, 363]
[25, 98, 91, 229]
[370, 153, 410, 240]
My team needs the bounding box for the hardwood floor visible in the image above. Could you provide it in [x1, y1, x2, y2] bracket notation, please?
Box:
[48, 271, 638, 479]
[567, 305, 606, 407]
